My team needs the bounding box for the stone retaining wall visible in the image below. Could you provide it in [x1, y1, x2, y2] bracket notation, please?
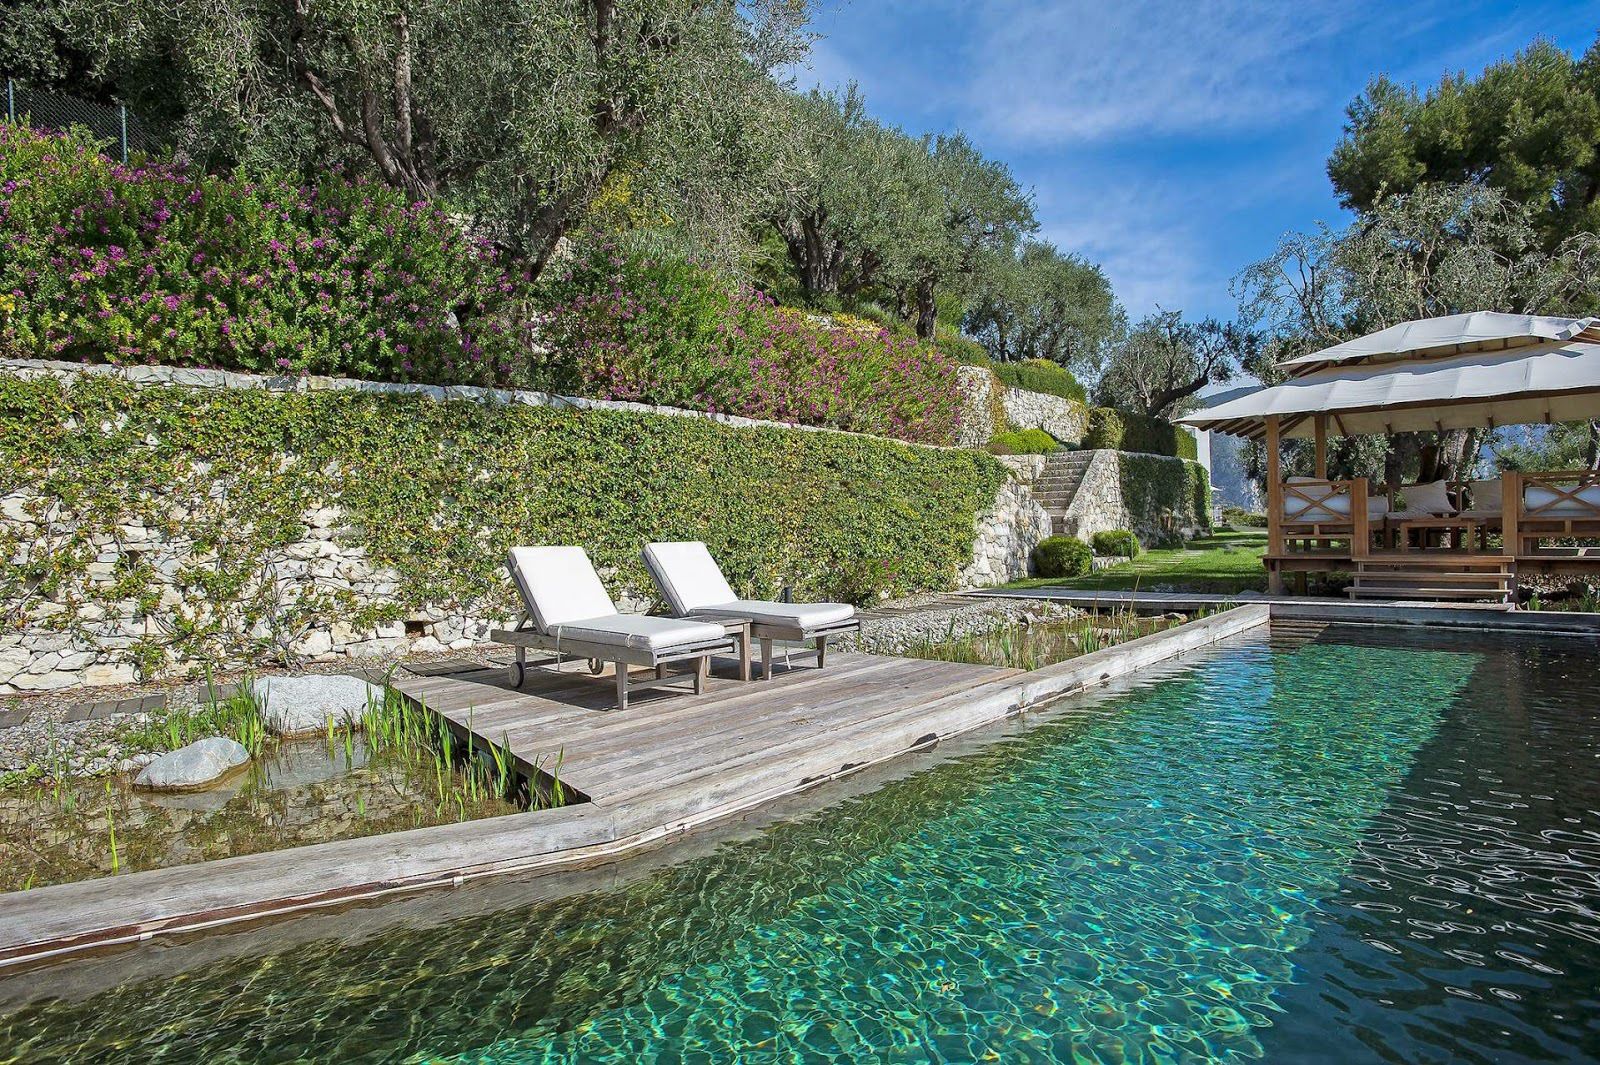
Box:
[1, 359, 1048, 695]
[1000, 387, 1088, 444]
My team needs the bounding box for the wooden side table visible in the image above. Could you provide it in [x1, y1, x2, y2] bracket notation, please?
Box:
[1395, 516, 1478, 552]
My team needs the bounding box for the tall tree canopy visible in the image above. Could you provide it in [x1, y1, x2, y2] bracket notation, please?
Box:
[962, 239, 1122, 371]
[1328, 36, 1600, 248]
[1094, 310, 1259, 420]
[61, 0, 811, 275]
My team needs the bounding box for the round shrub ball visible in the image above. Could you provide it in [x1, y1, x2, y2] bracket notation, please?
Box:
[1033, 535, 1093, 579]
[1091, 529, 1140, 558]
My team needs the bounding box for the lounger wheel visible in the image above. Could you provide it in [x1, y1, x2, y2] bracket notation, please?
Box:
[589, 658, 603, 675]
[507, 661, 525, 688]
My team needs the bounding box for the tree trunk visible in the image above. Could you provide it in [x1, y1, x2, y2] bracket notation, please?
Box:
[1588, 420, 1600, 470]
[914, 276, 938, 339]
[776, 215, 843, 297]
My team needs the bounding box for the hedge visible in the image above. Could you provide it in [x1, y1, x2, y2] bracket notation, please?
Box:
[1033, 536, 1092, 579]
[1083, 407, 1124, 450]
[0, 373, 1007, 679]
[989, 358, 1087, 404]
[1090, 529, 1140, 558]
[987, 428, 1059, 455]
[1117, 410, 1199, 461]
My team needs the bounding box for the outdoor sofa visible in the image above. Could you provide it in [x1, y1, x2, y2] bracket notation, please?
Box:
[492, 546, 735, 710]
[643, 541, 861, 681]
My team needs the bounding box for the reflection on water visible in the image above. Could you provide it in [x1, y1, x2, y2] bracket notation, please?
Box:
[1, 626, 1597, 1064]
[0, 735, 516, 891]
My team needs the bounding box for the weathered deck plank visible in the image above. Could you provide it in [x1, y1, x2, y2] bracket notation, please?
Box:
[389, 652, 1007, 804]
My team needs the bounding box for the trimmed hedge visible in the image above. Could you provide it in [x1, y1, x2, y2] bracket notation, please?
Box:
[1083, 407, 1125, 450]
[1091, 529, 1140, 558]
[989, 358, 1087, 403]
[0, 372, 1007, 678]
[1032, 535, 1093, 579]
[988, 427, 1059, 455]
[1117, 411, 1199, 461]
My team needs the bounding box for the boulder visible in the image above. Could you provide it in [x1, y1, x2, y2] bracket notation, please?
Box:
[252, 673, 384, 736]
[135, 737, 250, 791]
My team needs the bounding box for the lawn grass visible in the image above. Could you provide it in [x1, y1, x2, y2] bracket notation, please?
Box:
[1003, 530, 1268, 594]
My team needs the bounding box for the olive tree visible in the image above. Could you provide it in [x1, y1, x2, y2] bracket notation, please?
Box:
[1094, 311, 1259, 419]
[963, 239, 1122, 370]
[66, 0, 811, 275]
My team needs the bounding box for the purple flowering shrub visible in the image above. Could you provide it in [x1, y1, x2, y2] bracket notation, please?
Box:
[0, 125, 545, 386]
[540, 241, 966, 445]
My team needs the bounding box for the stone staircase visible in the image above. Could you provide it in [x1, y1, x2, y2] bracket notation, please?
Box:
[1029, 451, 1097, 535]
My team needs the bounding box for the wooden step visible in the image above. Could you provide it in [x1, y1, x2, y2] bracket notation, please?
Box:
[1348, 585, 1511, 601]
[1354, 572, 1513, 584]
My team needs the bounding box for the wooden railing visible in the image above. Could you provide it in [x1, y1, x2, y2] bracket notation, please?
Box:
[1271, 478, 1369, 558]
[1504, 469, 1600, 556]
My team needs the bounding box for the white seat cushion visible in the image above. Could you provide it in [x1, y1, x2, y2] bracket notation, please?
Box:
[1468, 478, 1503, 512]
[555, 614, 728, 652]
[643, 541, 739, 615]
[1525, 484, 1600, 516]
[1401, 479, 1454, 515]
[690, 599, 856, 631]
[508, 546, 616, 631]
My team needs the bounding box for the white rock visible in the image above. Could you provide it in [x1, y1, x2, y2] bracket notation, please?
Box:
[82, 661, 138, 687]
[251, 673, 383, 736]
[134, 737, 250, 791]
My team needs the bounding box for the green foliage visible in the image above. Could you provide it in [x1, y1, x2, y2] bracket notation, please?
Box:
[1221, 506, 1267, 529]
[987, 428, 1059, 456]
[1094, 310, 1259, 419]
[1032, 535, 1092, 579]
[988, 358, 1087, 404]
[1083, 408, 1125, 450]
[933, 327, 992, 367]
[1005, 531, 1267, 594]
[0, 372, 1006, 679]
[74, 0, 813, 274]
[537, 238, 967, 444]
[963, 239, 1122, 371]
[1116, 455, 1213, 542]
[1328, 36, 1600, 248]
[1090, 529, 1140, 558]
[0, 125, 541, 385]
[1118, 411, 1199, 460]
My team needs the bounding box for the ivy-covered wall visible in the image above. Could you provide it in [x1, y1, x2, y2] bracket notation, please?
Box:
[1015, 450, 1210, 547]
[0, 370, 1007, 692]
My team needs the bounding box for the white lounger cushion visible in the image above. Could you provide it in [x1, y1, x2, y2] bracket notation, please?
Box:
[556, 614, 728, 652]
[1525, 484, 1600, 516]
[1469, 478, 1503, 511]
[508, 546, 616, 629]
[690, 600, 856, 630]
[642, 541, 737, 614]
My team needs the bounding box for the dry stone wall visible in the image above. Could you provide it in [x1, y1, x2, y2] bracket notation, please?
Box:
[1000, 388, 1088, 444]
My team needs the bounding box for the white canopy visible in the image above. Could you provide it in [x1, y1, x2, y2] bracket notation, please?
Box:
[1183, 313, 1600, 440]
[1281, 312, 1600, 374]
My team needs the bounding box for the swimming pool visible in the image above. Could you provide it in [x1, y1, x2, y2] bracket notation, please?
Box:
[1, 623, 1597, 1063]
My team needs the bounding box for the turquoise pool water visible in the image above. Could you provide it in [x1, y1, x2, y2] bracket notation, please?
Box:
[2, 624, 1598, 1063]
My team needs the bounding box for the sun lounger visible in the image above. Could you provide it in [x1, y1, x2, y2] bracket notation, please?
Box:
[492, 546, 735, 710]
[643, 541, 861, 681]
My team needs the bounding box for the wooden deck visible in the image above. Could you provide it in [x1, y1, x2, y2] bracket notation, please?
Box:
[0, 608, 1277, 968]
[393, 651, 1017, 806]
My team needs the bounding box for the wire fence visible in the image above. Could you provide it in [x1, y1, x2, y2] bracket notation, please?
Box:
[3, 78, 166, 162]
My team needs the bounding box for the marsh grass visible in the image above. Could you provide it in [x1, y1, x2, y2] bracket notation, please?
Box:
[901, 607, 1225, 671]
[0, 671, 575, 892]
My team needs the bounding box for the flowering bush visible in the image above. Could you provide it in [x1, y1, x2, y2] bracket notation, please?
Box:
[0, 125, 544, 386]
[540, 241, 967, 445]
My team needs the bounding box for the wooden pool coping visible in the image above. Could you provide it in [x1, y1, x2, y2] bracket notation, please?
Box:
[3, 601, 1592, 969]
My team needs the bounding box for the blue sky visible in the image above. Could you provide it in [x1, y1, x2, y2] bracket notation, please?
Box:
[796, 1, 1599, 323]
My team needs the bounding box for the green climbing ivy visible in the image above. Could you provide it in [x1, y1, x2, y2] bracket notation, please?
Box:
[0, 373, 1006, 680]
[1116, 454, 1213, 545]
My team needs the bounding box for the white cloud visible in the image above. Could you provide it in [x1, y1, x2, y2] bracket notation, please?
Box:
[963, 0, 1373, 145]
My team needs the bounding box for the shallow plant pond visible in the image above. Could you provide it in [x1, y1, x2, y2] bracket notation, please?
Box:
[0, 695, 523, 892]
[899, 609, 1208, 670]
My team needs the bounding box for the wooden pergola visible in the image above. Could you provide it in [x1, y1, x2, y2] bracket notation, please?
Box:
[1183, 313, 1600, 600]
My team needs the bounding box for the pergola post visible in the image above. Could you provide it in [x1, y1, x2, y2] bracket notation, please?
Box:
[1265, 415, 1283, 594]
[1313, 414, 1328, 479]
